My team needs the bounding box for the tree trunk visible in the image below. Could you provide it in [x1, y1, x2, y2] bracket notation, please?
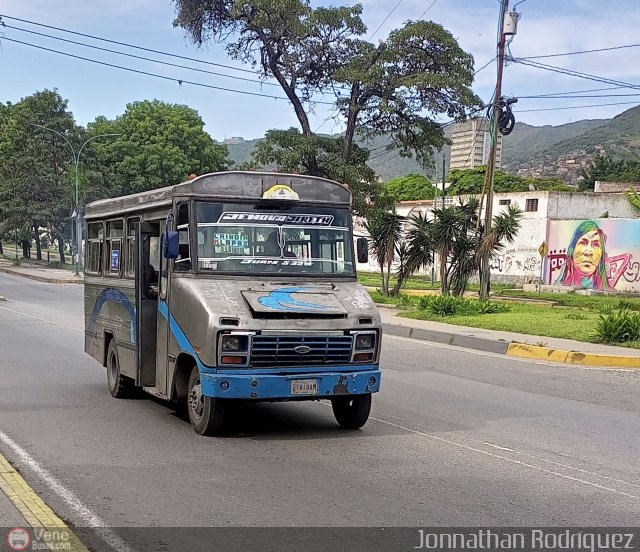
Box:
[342, 86, 361, 162]
[0, 241, 3, 255]
[22, 240, 29, 259]
[33, 223, 42, 261]
[57, 235, 66, 264]
[439, 250, 448, 295]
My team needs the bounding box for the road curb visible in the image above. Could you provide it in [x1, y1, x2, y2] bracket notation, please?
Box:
[0, 453, 90, 551]
[0, 266, 81, 284]
[381, 316, 640, 369]
[506, 343, 640, 368]
[382, 322, 510, 354]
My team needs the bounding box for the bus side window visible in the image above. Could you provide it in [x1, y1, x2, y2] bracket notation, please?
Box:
[175, 203, 191, 272]
[106, 219, 124, 276]
[125, 217, 139, 278]
[86, 222, 104, 275]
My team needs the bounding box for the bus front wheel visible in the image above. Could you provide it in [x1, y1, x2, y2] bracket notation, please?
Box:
[106, 340, 135, 398]
[187, 366, 226, 436]
[331, 394, 372, 430]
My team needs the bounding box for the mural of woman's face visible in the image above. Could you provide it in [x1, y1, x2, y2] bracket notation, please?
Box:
[573, 229, 603, 276]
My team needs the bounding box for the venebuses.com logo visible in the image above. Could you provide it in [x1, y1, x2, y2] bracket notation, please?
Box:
[6, 527, 31, 551]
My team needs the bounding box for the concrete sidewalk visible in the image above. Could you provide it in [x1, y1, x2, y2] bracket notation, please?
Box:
[379, 306, 640, 368]
[0, 259, 82, 284]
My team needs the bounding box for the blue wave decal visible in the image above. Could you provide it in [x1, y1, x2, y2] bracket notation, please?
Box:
[88, 288, 136, 343]
[158, 300, 206, 370]
[258, 287, 328, 311]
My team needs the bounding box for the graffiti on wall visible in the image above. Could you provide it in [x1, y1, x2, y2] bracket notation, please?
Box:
[490, 247, 541, 276]
[547, 219, 640, 291]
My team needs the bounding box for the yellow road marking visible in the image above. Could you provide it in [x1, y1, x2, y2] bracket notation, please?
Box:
[0, 453, 90, 551]
[507, 342, 640, 368]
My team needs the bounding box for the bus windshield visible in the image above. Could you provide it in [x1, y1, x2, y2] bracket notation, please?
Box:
[195, 201, 355, 277]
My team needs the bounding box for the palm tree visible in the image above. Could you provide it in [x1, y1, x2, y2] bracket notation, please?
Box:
[476, 204, 522, 298]
[365, 209, 405, 295]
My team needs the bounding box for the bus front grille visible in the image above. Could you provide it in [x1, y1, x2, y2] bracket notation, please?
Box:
[250, 335, 353, 367]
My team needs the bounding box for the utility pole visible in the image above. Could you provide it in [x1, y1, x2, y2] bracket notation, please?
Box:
[479, 0, 509, 301]
[441, 155, 446, 201]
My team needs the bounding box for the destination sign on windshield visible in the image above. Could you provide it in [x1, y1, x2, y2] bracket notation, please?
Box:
[218, 212, 334, 226]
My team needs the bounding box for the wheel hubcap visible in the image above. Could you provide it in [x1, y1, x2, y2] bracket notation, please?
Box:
[108, 353, 117, 384]
[189, 380, 204, 420]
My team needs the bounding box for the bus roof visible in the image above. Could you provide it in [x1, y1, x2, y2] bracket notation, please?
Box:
[84, 171, 352, 220]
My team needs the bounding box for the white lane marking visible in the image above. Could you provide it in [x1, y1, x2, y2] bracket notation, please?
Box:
[383, 333, 637, 372]
[482, 442, 514, 452]
[456, 433, 640, 490]
[0, 305, 83, 333]
[365, 414, 640, 500]
[0, 429, 136, 552]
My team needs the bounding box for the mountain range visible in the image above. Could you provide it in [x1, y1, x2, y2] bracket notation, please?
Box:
[221, 104, 640, 182]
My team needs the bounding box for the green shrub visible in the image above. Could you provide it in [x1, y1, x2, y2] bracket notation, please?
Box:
[594, 309, 640, 344]
[597, 303, 615, 315]
[397, 294, 416, 308]
[564, 310, 588, 320]
[417, 295, 511, 316]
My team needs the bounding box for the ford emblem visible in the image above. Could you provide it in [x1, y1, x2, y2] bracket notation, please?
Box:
[294, 345, 312, 354]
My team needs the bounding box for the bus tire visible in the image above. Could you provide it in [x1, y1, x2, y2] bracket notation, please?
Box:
[106, 340, 135, 398]
[187, 366, 226, 436]
[331, 394, 372, 430]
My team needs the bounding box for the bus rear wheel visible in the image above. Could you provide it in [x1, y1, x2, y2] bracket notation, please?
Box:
[331, 394, 372, 429]
[106, 340, 135, 398]
[187, 366, 226, 436]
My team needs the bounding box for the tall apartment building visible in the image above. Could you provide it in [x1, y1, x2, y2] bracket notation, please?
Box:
[449, 118, 503, 170]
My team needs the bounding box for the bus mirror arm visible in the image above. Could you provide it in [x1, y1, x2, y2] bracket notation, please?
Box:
[356, 237, 368, 264]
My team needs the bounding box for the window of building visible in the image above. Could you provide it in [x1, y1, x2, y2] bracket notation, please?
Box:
[125, 218, 139, 278]
[525, 198, 539, 212]
[175, 202, 191, 272]
[499, 199, 511, 206]
[106, 219, 124, 276]
[86, 222, 104, 275]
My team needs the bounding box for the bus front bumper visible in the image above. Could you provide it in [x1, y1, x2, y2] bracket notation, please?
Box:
[200, 367, 381, 400]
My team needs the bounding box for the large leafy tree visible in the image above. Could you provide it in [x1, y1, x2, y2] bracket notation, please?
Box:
[173, 0, 480, 195]
[0, 90, 79, 262]
[386, 173, 435, 202]
[580, 155, 640, 191]
[447, 167, 572, 195]
[87, 100, 230, 196]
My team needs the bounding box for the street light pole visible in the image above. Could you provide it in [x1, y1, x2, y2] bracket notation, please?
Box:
[29, 124, 120, 275]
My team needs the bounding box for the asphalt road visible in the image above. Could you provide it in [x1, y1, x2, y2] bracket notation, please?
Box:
[1, 273, 639, 550]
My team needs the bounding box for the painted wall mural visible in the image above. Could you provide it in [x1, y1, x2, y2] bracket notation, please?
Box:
[547, 219, 640, 292]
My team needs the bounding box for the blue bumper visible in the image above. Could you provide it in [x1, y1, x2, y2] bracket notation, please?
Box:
[200, 367, 381, 400]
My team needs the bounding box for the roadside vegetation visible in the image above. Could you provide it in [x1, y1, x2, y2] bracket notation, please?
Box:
[368, 288, 640, 348]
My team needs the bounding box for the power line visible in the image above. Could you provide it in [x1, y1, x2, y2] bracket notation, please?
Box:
[368, 0, 403, 40]
[2, 37, 336, 104]
[474, 56, 497, 76]
[418, 0, 440, 19]
[4, 24, 283, 88]
[519, 42, 640, 60]
[510, 58, 640, 91]
[519, 93, 640, 99]
[522, 85, 630, 97]
[517, 100, 640, 113]
[0, 13, 263, 76]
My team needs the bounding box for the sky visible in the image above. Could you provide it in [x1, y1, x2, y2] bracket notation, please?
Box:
[1, 0, 640, 141]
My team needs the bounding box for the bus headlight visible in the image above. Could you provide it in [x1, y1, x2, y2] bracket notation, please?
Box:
[355, 333, 375, 350]
[221, 335, 242, 352]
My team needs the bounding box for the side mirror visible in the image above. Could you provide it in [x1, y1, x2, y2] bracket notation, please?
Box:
[356, 237, 368, 264]
[164, 230, 180, 259]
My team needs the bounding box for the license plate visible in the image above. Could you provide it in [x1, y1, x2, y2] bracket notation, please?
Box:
[291, 379, 318, 395]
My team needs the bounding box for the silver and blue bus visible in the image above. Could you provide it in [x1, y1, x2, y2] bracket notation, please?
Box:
[84, 171, 381, 435]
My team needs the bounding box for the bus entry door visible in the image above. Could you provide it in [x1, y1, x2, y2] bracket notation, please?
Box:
[135, 222, 159, 387]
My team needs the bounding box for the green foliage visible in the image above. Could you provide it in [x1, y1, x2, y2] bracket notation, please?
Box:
[564, 310, 588, 320]
[594, 309, 640, 344]
[87, 100, 229, 196]
[385, 174, 434, 201]
[417, 295, 511, 316]
[364, 209, 405, 295]
[447, 167, 572, 195]
[624, 187, 640, 212]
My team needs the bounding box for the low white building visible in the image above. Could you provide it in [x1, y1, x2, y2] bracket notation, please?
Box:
[355, 191, 640, 292]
